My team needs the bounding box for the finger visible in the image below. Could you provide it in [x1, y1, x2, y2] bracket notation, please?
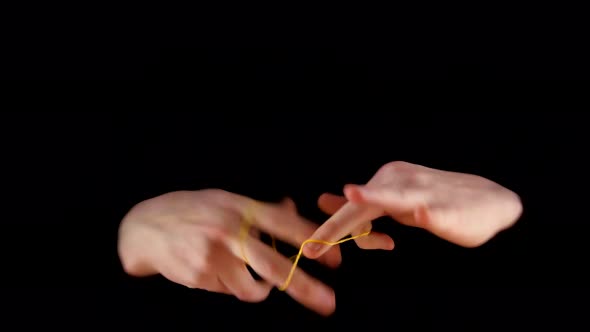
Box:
[344, 184, 422, 211]
[246, 200, 342, 268]
[318, 193, 347, 215]
[238, 237, 336, 317]
[270, 198, 342, 268]
[303, 202, 383, 259]
[217, 247, 272, 303]
[316, 194, 352, 262]
[322, 244, 342, 268]
[186, 274, 232, 294]
[351, 223, 395, 250]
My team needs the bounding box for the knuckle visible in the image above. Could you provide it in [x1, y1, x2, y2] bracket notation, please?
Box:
[381, 161, 410, 173]
[235, 287, 267, 302]
[186, 271, 205, 288]
[233, 288, 254, 301]
[207, 224, 233, 242]
[381, 161, 429, 185]
[204, 188, 229, 197]
[203, 188, 234, 203]
[199, 248, 216, 272]
[404, 170, 427, 187]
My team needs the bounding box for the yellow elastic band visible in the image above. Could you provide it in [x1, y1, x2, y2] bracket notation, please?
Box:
[277, 230, 370, 291]
[239, 217, 253, 265]
[239, 200, 370, 292]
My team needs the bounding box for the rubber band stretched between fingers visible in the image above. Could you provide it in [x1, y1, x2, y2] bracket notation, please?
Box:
[239, 200, 371, 292]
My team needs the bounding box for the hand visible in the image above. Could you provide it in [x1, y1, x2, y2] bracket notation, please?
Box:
[304, 161, 523, 259]
[118, 189, 341, 316]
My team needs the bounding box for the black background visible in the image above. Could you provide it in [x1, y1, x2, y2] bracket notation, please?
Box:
[1, 3, 589, 331]
[2, 3, 589, 80]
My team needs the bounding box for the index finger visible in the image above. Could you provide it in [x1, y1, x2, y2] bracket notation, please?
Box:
[245, 200, 342, 268]
[302, 202, 383, 259]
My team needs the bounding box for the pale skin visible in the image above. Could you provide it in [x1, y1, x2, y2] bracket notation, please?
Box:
[118, 161, 523, 317]
[304, 161, 523, 260]
[117, 189, 341, 316]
